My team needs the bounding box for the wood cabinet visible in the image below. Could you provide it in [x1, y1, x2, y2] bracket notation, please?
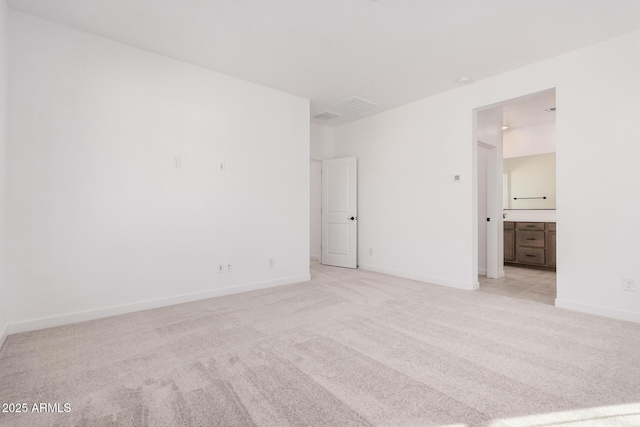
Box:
[504, 221, 556, 270]
[504, 221, 515, 262]
[547, 222, 556, 267]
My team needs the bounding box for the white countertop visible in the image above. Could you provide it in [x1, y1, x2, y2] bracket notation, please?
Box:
[503, 210, 556, 223]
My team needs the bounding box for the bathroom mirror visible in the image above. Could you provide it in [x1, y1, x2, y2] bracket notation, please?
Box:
[503, 152, 556, 209]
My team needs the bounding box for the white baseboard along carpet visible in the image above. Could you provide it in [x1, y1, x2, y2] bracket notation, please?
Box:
[1, 262, 639, 426]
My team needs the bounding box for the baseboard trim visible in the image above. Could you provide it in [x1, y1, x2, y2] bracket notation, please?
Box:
[555, 298, 640, 324]
[478, 270, 505, 279]
[359, 264, 476, 290]
[0, 323, 8, 352]
[7, 274, 311, 335]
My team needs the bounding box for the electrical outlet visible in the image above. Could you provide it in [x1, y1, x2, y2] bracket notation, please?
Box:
[623, 278, 635, 292]
[219, 161, 226, 172]
[174, 156, 182, 168]
[269, 258, 275, 268]
[369, 248, 373, 256]
[226, 263, 233, 273]
[217, 264, 224, 274]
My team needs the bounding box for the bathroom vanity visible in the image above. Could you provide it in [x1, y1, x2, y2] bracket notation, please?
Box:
[504, 221, 556, 270]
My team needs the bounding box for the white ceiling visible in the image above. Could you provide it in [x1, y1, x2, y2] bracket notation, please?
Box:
[7, 0, 640, 126]
[503, 89, 556, 129]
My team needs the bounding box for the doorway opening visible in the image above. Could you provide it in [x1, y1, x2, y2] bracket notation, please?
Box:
[475, 88, 557, 305]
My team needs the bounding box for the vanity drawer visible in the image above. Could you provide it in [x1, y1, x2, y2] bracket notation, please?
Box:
[516, 222, 545, 231]
[516, 247, 545, 265]
[517, 230, 545, 248]
[504, 221, 555, 270]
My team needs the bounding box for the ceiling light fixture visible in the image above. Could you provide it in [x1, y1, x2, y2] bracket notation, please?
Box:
[502, 125, 509, 130]
[457, 77, 472, 84]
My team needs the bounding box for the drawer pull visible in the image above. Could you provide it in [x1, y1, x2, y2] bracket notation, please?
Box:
[526, 225, 536, 228]
[526, 254, 536, 257]
[526, 237, 536, 240]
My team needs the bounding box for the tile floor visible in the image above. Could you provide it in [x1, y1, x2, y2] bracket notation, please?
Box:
[478, 265, 556, 306]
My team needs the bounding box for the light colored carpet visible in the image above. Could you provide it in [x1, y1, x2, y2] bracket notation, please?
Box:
[1, 262, 639, 426]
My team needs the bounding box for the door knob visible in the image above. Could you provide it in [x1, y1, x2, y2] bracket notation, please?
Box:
[347, 216, 355, 220]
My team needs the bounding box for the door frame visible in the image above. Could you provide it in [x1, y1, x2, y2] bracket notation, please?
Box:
[473, 105, 505, 285]
[473, 89, 557, 285]
[310, 160, 322, 262]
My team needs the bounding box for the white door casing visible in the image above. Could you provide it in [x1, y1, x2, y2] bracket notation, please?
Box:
[310, 160, 322, 261]
[321, 157, 358, 268]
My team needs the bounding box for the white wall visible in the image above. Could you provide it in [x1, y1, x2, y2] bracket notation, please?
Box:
[332, 99, 479, 289]
[502, 117, 557, 222]
[333, 29, 640, 322]
[504, 153, 556, 209]
[310, 123, 333, 160]
[6, 11, 310, 332]
[309, 123, 332, 261]
[0, 0, 8, 348]
[503, 121, 556, 158]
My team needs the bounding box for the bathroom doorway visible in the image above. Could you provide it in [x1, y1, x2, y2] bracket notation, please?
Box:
[475, 88, 557, 305]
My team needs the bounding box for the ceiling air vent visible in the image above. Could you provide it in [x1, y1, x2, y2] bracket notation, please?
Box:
[329, 96, 378, 115]
[314, 111, 340, 120]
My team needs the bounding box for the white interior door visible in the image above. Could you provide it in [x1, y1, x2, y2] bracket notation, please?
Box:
[321, 157, 357, 268]
[478, 141, 500, 279]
